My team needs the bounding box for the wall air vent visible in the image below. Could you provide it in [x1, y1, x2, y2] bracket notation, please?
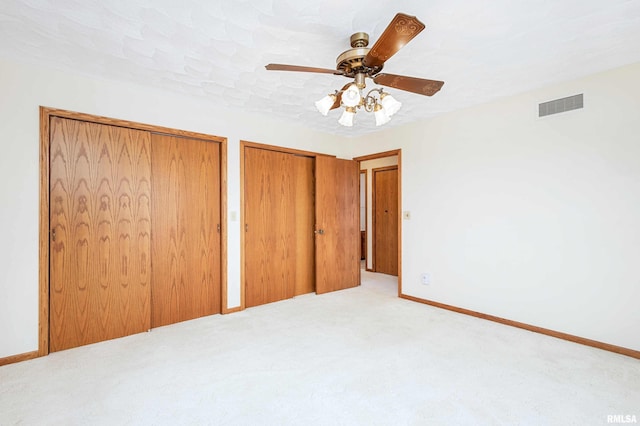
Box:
[538, 94, 583, 117]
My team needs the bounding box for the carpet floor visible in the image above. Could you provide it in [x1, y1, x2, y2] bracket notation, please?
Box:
[1, 271, 638, 425]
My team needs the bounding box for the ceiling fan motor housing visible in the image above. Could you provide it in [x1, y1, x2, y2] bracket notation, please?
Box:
[336, 32, 384, 78]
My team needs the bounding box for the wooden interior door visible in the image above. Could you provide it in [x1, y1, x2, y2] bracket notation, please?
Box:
[49, 117, 152, 352]
[150, 134, 221, 327]
[315, 156, 360, 294]
[373, 166, 398, 276]
[244, 147, 295, 307]
[293, 155, 315, 296]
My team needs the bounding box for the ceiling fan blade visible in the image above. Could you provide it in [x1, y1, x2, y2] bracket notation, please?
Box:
[363, 13, 426, 68]
[265, 63, 344, 75]
[373, 73, 444, 96]
[330, 83, 353, 110]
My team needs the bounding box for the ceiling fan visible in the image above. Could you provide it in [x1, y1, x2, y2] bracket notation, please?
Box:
[265, 13, 444, 127]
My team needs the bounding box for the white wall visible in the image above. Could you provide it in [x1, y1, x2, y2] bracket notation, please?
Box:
[0, 58, 350, 358]
[348, 62, 640, 351]
[359, 156, 398, 270]
[2, 57, 639, 359]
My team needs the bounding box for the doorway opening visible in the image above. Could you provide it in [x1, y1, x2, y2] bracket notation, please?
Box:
[354, 150, 402, 296]
[359, 169, 367, 271]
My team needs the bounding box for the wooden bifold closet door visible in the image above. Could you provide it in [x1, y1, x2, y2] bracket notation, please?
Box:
[49, 117, 152, 352]
[49, 117, 221, 352]
[243, 147, 315, 307]
[315, 156, 360, 294]
[150, 134, 221, 327]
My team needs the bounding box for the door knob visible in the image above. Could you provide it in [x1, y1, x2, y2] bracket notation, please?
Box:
[315, 229, 325, 235]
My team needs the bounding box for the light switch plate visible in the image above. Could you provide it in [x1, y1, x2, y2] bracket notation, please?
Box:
[403, 211, 411, 220]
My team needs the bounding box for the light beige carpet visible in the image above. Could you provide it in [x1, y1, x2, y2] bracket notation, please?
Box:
[1, 271, 638, 425]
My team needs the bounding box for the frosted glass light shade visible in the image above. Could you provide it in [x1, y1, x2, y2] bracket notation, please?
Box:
[338, 107, 356, 127]
[315, 94, 336, 116]
[374, 104, 390, 126]
[380, 93, 402, 116]
[342, 84, 362, 107]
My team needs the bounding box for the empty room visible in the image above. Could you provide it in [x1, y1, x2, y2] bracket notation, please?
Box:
[1, 1, 639, 424]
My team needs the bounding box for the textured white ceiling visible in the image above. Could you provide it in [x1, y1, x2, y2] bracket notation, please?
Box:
[1, 0, 640, 136]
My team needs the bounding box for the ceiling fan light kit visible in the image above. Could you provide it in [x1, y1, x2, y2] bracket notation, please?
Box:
[316, 86, 401, 127]
[265, 12, 444, 128]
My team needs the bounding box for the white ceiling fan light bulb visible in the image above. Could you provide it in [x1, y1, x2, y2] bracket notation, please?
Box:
[374, 103, 391, 126]
[338, 107, 356, 127]
[380, 92, 402, 117]
[315, 94, 336, 116]
[341, 84, 362, 108]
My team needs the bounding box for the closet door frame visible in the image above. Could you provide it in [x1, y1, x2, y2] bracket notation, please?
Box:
[38, 106, 228, 357]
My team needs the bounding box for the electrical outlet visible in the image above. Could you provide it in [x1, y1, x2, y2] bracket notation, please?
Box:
[420, 273, 431, 285]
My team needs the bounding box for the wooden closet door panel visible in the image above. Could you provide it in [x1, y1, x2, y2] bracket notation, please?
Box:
[315, 156, 360, 294]
[151, 135, 221, 328]
[244, 147, 295, 307]
[49, 117, 151, 352]
[374, 167, 398, 276]
[293, 155, 315, 296]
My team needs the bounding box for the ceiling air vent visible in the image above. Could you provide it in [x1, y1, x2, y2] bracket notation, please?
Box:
[539, 94, 583, 117]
